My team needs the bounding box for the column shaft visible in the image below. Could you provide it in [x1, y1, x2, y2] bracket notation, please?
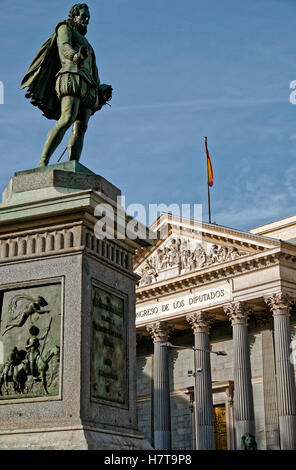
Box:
[147, 322, 173, 450]
[261, 329, 280, 449]
[274, 314, 296, 449]
[265, 293, 296, 450]
[224, 302, 255, 449]
[187, 311, 215, 450]
[232, 322, 255, 442]
[153, 340, 171, 449]
[194, 330, 214, 449]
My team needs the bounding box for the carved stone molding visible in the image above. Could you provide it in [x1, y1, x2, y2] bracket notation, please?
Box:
[264, 292, 294, 317]
[136, 253, 280, 301]
[223, 302, 253, 326]
[186, 311, 215, 333]
[0, 225, 132, 274]
[146, 321, 174, 343]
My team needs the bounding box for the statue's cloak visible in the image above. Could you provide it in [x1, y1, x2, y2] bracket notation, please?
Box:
[20, 21, 67, 120]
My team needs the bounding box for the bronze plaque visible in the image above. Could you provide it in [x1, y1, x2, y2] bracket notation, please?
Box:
[91, 285, 126, 405]
[0, 284, 62, 400]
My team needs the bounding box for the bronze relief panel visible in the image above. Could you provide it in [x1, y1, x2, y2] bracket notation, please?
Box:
[0, 283, 62, 400]
[91, 285, 127, 405]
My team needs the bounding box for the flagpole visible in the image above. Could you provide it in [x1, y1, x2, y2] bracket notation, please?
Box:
[205, 136, 212, 224]
[208, 180, 211, 224]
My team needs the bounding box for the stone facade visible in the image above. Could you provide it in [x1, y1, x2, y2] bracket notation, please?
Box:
[136, 335, 268, 450]
[135, 213, 296, 450]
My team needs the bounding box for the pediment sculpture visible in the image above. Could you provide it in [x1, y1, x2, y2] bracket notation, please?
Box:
[136, 237, 247, 287]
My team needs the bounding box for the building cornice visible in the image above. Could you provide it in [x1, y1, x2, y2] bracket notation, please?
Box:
[151, 214, 281, 245]
[136, 247, 295, 302]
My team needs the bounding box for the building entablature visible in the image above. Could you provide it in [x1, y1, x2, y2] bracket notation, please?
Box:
[135, 216, 296, 331]
[136, 248, 295, 301]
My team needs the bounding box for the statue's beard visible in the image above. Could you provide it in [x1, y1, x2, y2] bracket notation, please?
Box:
[75, 22, 88, 36]
[68, 19, 88, 36]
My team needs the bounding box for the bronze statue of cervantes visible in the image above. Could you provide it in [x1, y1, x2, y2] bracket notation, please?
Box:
[21, 3, 112, 167]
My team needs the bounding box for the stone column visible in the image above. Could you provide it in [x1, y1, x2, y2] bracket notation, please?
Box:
[146, 321, 174, 450]
[256, 311, 280, 450]
[224, 302, 255, 448]
[186, 311, 215, 450]
[264, 293, 296, 450]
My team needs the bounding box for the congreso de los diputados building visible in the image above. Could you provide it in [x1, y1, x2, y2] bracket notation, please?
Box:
[134, 212, 296, 450]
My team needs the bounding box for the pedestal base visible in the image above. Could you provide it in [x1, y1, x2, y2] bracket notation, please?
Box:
[0, 426, 152, 450]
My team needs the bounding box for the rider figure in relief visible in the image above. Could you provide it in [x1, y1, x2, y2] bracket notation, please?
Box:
[25, 326, 46, 381]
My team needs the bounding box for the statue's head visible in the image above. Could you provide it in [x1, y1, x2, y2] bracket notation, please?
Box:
[69, 4, 90, 35]
[241, 433, 257, 450]
[37, 296, 48, 307]
[29, 325, 40, 337]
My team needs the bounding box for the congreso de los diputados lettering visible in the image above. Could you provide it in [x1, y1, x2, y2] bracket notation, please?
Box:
[134, 212, 296, 450]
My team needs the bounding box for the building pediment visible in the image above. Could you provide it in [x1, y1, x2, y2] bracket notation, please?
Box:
[134, 214, 281, 288]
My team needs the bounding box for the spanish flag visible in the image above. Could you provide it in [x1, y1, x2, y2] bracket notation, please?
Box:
[205, 136, 213, 187]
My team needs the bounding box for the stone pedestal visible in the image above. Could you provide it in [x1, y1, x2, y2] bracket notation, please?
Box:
[0, 162, 152, 450]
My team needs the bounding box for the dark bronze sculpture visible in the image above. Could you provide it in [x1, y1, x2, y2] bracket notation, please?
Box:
[0, 341, 60, 397]
[241, 433, 257, 450]
[21, 4, 112, 167]
[0, 288, 61, 398]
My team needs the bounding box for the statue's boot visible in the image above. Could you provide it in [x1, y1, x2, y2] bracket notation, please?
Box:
[38, 117, 74, 167]
[67, 146, 81, 162]
[37, 156, 50, 167]
[67, 121, 87, 162]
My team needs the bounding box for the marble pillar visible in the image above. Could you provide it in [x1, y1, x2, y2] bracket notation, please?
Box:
[264, 292, 296, 450]
[186, 311, 215, 450]
[262, 329, 280, 449]
[146, 321, 173, 450]
[224, 302, 255, 449]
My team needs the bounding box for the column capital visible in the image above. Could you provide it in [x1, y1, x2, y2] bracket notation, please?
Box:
[223, 301, 253, 325]
[186, 311, 215, 333]
[146, 321, 174, 342]
[264, 292, 294, 316]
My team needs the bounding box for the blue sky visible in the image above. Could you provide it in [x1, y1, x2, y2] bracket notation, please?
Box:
[1, 0, 296, 231]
